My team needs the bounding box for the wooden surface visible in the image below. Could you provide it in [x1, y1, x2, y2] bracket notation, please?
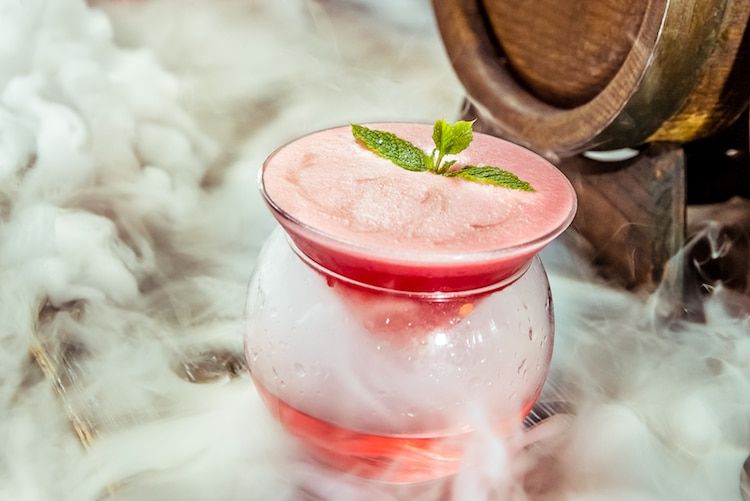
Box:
[558, 145, 686, 289]
[485, 0, 647, 108]
[434, 0, 750, 155]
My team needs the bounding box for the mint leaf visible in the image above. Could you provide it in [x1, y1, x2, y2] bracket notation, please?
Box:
[431, 119, 474, 173]
[352, 124, 430, 172]
[433, 119, 474, 155]
[448, 165, 535, 191]
[441, 159, 457, 171]
[432, 120, 447, 152]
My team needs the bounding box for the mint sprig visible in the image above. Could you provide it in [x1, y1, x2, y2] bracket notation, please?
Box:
[351, 120, 535, 191]
[351, 124, 431, 172]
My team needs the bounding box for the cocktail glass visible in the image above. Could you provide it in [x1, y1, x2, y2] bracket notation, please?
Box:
[245, 124, 576, 483]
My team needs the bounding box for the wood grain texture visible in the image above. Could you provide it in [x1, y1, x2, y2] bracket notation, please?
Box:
[434, 0, 750, 155]
[485, 0, 647, 108]
[557, 145, 686, 289]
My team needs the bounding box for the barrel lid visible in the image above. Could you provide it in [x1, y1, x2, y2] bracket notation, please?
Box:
[486, 0, 648, 109]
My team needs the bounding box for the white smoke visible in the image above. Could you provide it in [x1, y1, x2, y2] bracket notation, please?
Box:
[0, 1, 747, 500]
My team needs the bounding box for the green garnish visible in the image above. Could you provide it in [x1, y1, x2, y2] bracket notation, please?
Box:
[351, 124, 430, 172]
[351, 120, 535, 191]
[445, 165, 534, 192]
[431, 119, 473, 174]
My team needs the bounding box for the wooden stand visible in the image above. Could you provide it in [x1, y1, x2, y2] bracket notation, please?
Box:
[559, 144, 686, 289]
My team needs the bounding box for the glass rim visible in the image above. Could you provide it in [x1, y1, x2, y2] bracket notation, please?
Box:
[259, 122, 578, 265]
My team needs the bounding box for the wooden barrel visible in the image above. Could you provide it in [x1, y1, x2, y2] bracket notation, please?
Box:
[434, 0, 750, 156]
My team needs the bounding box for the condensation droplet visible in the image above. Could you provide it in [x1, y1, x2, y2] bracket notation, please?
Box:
[528, 327, 533, 341]
[517, 359, 527, 375]
[469, 377, 481, 389]
[508, 391, 517, 401]
[294, 363, 306, 378]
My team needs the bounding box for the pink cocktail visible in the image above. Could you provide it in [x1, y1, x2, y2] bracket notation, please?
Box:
[246, 123, 576, 482]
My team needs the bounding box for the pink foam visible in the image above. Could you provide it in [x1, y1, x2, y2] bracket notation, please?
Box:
[262, 123, 576, 291]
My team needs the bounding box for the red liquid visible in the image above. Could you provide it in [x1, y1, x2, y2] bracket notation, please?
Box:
[253, 378, 536, 483]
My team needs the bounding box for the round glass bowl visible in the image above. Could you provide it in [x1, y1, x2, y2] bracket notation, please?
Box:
[245, 123, 575, 483]
[245, 228, 555, 483]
